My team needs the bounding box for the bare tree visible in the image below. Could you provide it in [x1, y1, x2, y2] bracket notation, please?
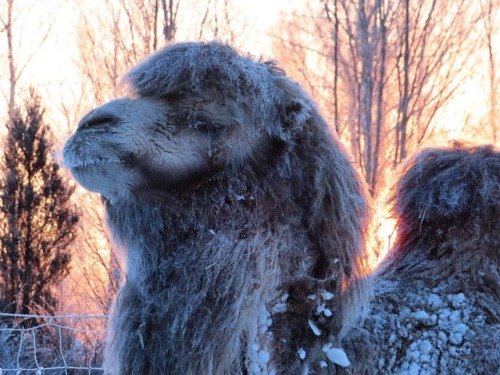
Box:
[72, 0, 249, 108]
[2, 0, 15, 129]
[392, 0, 480, 164]
[323, 0, 341, 134]
[313, 0, 397, 192]
[74, 0, 169, 105]
[273, 0, 481, 193]
[195, 0, 245, 45]
[394, 0, 410, 164]
[479, 0, 499, 144]
[160, 0, 179, 42]
[0, 0, 53, 129]
[272, 16, 310, 87]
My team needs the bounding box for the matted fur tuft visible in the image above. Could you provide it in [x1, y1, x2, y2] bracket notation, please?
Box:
[342, 143, 500, 374]
[63, 41, 371, 374]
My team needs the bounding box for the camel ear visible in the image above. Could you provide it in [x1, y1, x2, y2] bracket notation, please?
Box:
[269, 67, 312, 137]
[282, 99, 310, 130]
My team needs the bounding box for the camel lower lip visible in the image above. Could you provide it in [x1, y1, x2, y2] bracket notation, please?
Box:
[71, 158, 124, 169]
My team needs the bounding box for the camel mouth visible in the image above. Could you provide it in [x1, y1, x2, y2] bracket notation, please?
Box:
[69, 157, 125, 171]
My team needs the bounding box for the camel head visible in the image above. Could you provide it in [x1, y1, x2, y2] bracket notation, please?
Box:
[63, 42, 312, 203]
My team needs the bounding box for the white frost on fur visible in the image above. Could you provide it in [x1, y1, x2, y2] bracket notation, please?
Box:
[316, 303, 333, 317]
[367, 283, 486, 374]
[298, 348, 306, 360]
[257, 350, 270, 366]
[271, 302, 287, 314]
[321, 290, 334, 300]
[258, 305, 273, 334]
[271, 293, 288, 314]
[322, 344, 350, 367]
[308, 320, 322, 336]
[248, 302, 276, 374]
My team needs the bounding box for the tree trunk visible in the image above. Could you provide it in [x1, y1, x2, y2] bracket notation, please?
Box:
[161, 0, 177, 43]
[6, 0, 16, 130]
[358, 0, 375, 190]
[395, 0, 410, 166]
[372, 0, 387, 192]
[480, 0, 497, 143]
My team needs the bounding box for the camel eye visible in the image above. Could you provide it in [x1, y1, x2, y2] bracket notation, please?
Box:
[79, 115, 116, 130]
[164, 91, 185, 102]
[192, 117, 220, 134]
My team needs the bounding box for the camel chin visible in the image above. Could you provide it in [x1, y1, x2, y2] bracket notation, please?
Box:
[69, 162, 134, 201]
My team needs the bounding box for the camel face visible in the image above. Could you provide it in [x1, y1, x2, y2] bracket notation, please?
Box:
[64, 42, 322, 206]
[63, 94, 262, 202]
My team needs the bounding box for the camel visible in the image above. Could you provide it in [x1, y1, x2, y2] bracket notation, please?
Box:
[343, 144, 500, 374]
[63, 41, 371, 374]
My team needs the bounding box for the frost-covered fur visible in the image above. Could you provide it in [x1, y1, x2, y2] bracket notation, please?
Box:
[63, 42, 370, 374]
[343, 144, 500, 374]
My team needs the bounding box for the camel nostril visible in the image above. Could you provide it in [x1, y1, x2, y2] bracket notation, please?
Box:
[78, 114, 117, 130]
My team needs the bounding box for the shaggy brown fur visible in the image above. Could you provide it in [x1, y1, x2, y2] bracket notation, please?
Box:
[63, 42, 370, 374]
[343, 143, 500, 374]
